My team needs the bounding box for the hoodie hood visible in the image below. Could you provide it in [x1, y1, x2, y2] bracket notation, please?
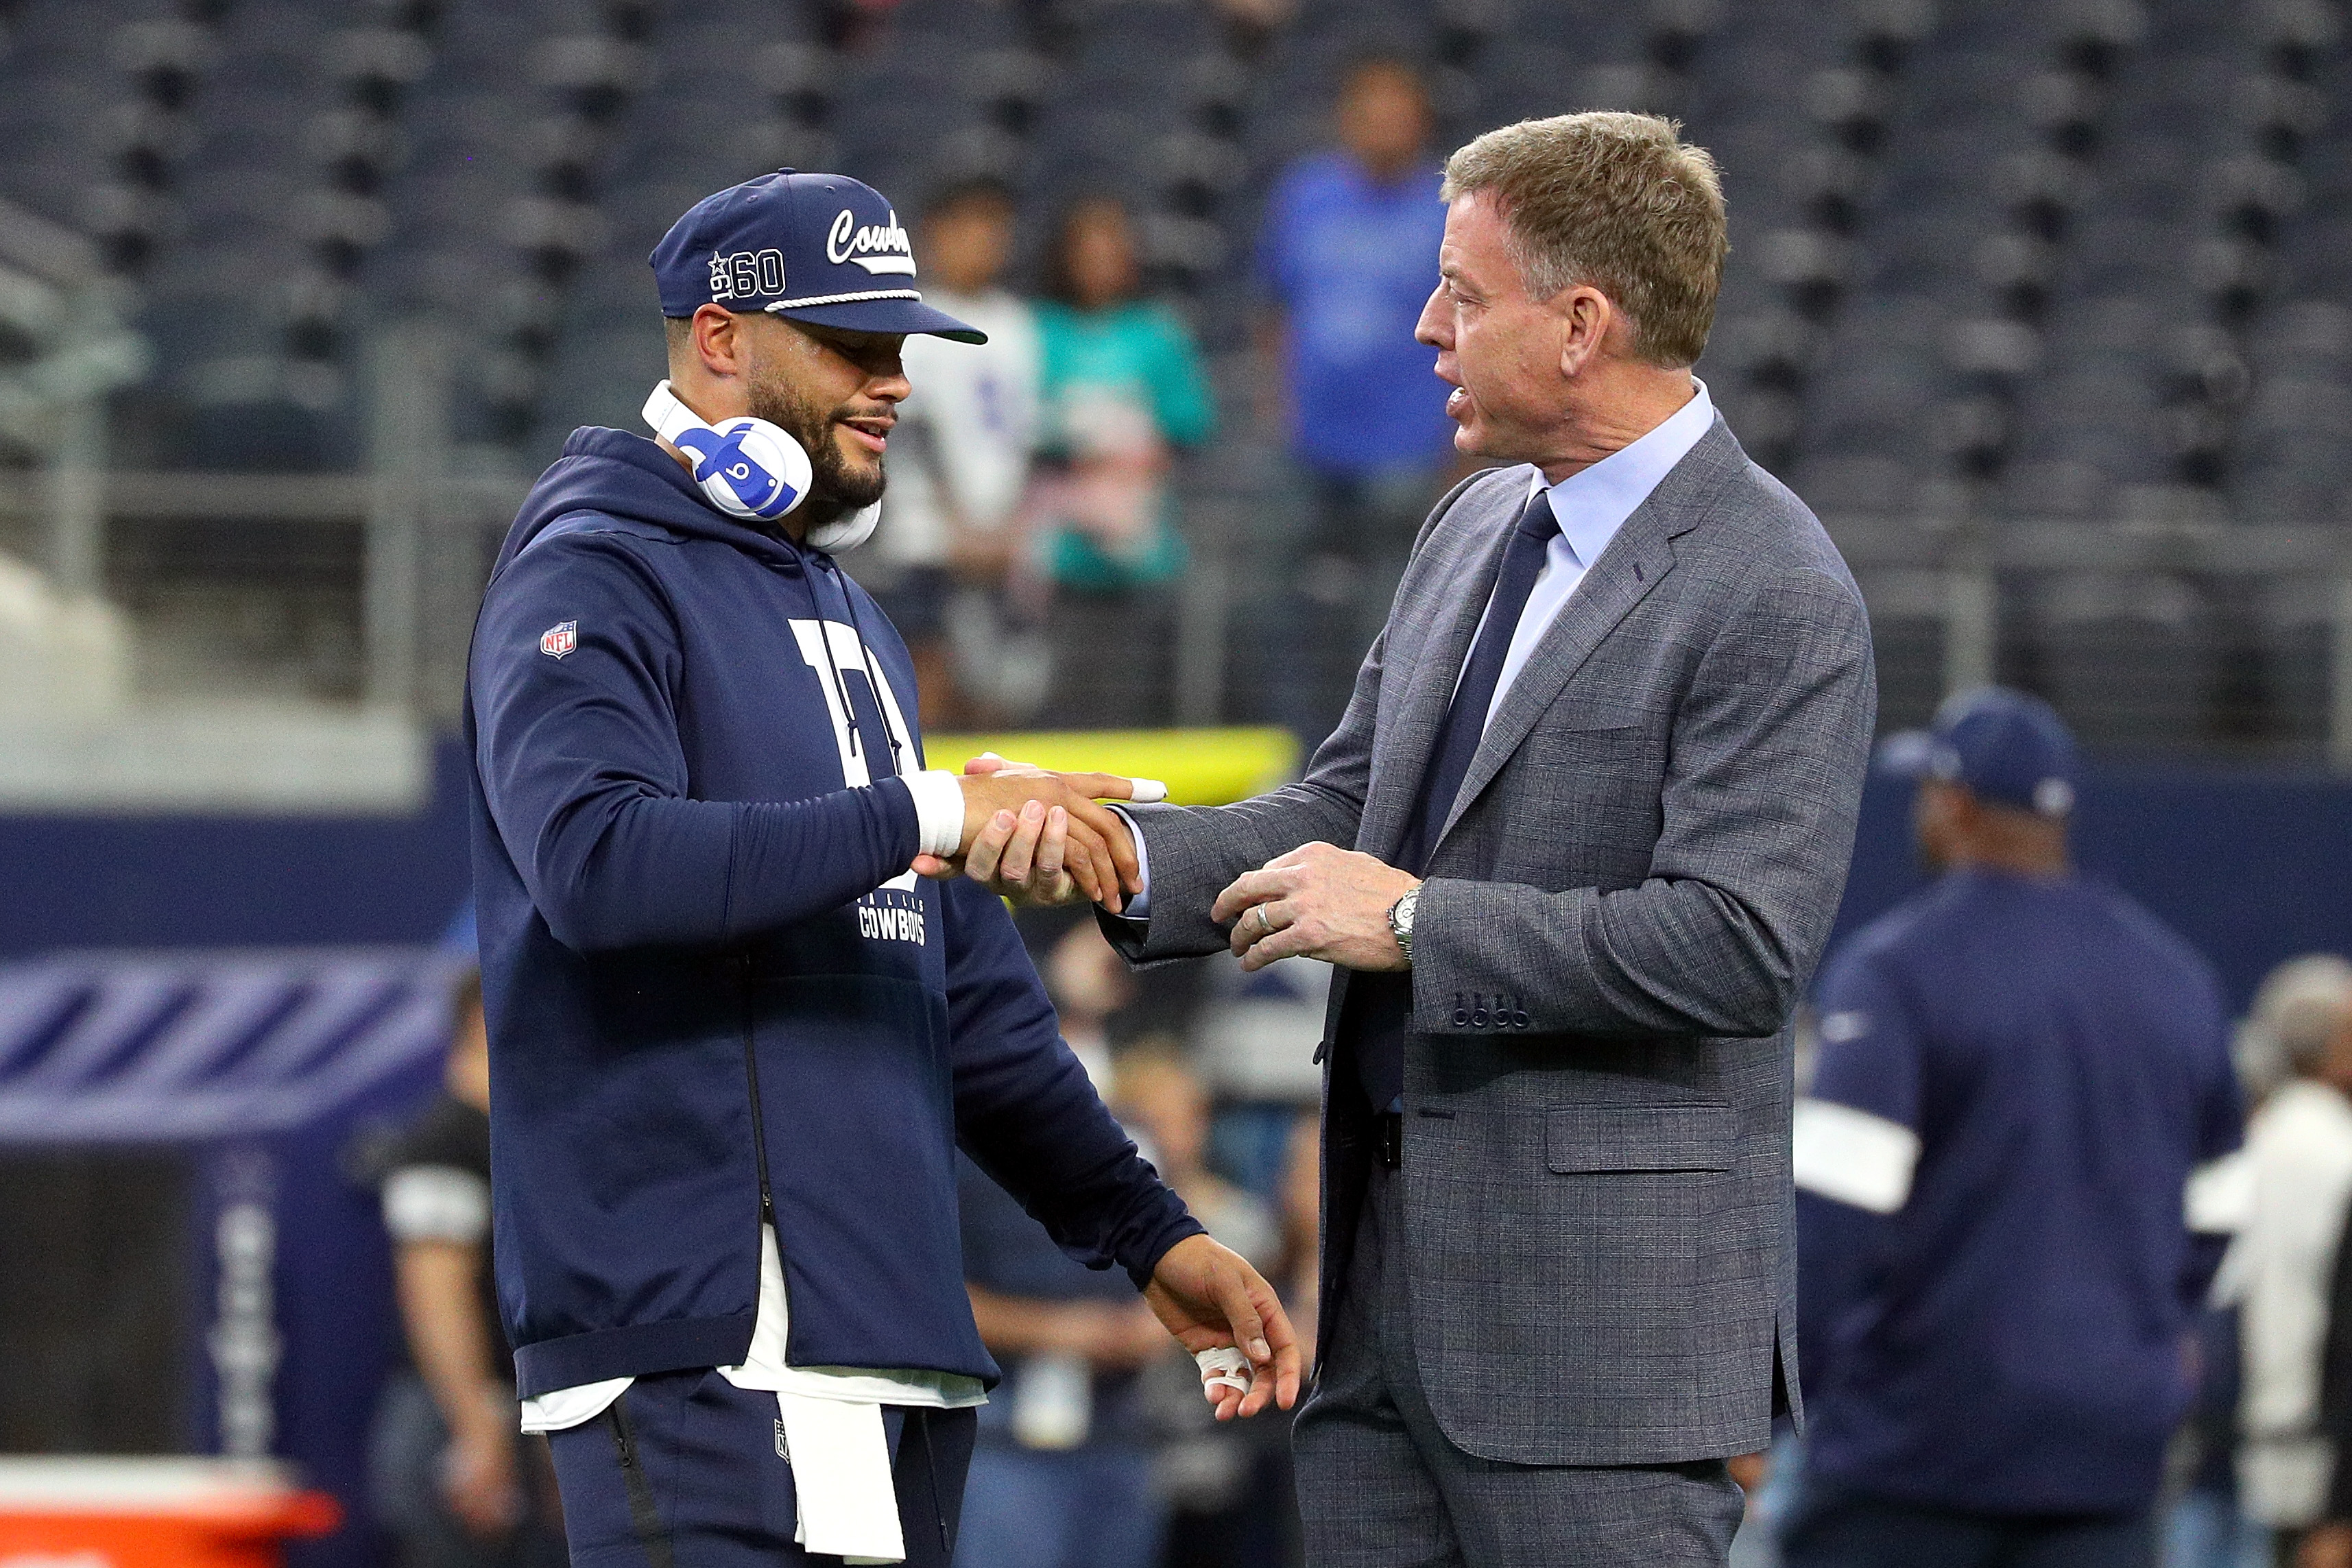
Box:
[493, 426, 819, 579]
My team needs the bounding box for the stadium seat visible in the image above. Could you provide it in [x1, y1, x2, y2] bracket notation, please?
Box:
[2028, 571, 2227, 756]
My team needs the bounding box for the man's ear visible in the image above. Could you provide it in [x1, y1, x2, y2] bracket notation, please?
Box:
[692, 303, 745, 380]
[1556, 285, 1614, 381]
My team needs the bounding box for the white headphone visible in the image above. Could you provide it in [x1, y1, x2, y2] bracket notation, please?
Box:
[642, 381, 880, 552]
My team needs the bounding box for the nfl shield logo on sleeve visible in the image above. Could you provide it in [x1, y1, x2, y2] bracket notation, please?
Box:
[540, 620, 577, 659]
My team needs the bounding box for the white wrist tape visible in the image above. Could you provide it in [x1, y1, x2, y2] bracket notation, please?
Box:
[1195, 1346, 1253, 1395]
[902, 770, 967, 859]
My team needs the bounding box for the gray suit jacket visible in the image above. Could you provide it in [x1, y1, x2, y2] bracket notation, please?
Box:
[1105, 418, 1876, 1467]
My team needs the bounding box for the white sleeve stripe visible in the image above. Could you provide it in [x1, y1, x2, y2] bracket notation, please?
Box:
[383, 1166, 490, 1244]
[902, 770, 966, 860]
[1792, 1098, 1921, 1215]
[2185, 1150, 2254, 1234]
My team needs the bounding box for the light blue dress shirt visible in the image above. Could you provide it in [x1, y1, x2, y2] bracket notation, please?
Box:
[1472, 378, 1716, 724]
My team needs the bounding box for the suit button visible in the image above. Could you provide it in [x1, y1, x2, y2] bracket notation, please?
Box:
[1470, 1002, 1489, 1028]
[1452, 993, 1471, 1028]
[1514, 1008, 1531, 1029]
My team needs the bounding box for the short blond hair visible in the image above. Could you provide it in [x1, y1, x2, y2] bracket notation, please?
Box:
[1441, 112, 1727, 368]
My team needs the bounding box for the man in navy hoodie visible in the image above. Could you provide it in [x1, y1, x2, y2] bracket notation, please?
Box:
[466, 171, 1299, 1568]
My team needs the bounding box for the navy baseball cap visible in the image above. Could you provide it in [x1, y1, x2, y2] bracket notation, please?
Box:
[1878, 686, 2080, 817]
[650, 169, 986, 343]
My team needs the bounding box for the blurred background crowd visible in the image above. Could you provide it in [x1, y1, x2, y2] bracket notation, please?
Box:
[3, 0, 2352, 1565]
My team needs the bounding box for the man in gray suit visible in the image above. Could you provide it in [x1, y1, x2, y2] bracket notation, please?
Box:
[941, 112, 1876, 1567]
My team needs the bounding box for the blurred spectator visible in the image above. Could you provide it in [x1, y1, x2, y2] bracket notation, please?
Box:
[2165, 1299, 2266, 1568]
[1190, 954, 1330, 1110]
[367, 969, 564, 1568]
[1024, 195, 1216, 728]
[1042, 916, 1131, 1085]
[2296, 1133, 2352, 1568]
[1190, 954, 1329, 1205]
[863, 177, 1044, 727]
[2212, 956, 2352, 1563]
[1251, 56, 1454, 738]
[1786, 690, 2242, 1568]
[1116, 1046, 1292, 1568]
[953, 1151, 1175, 1568]
[2235, 959, 2352, 1118]
[1118, 1045, 1282, 1289]
[952, 921, 1169, 1568]
[2161, 967, 2338, 1568]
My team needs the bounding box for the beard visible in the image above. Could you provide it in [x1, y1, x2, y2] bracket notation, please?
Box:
[746, 365, 887, 514]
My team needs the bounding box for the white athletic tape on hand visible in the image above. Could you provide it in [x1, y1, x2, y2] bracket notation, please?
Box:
[1196, 1346, 1252, 1396]
[973, 751, 1163, 808]
[975, 753, 1163, 804]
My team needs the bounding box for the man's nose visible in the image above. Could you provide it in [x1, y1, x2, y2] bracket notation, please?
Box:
[1414, 286, 1449, 348]
[870, 369, 911, 403]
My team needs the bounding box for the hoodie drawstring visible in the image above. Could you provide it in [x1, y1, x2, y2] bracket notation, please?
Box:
[841, 587, 908, 778]
[812, 556, 908, 777]
[800, 555, 867, 760]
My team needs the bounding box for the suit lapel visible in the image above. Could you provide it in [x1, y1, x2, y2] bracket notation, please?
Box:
[1360, 481, 1521, 861]
[1431, 420, 1742, 851]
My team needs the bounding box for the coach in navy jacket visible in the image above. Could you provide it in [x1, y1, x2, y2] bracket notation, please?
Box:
[1787, 690, 2240, 1566]
[465, 171, 1296, 1564]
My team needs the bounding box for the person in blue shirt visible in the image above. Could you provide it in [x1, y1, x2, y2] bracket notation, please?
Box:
[1253, 56, 1456, 738]
[1785, 687, 2244, 1568]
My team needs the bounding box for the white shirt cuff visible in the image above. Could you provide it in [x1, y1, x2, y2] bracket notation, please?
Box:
[903, 770, 965, 859]
[1109, 805, 1151, 919]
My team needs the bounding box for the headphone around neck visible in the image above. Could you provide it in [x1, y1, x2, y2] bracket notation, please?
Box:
[641, 381, 880, 553]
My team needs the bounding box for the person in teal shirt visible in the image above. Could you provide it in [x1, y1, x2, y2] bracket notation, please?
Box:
[1023, 197, 1215, 723]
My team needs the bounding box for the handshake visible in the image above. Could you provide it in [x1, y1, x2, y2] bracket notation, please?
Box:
[911, 755, 1423, 978]
[910, 755, 1155, 913]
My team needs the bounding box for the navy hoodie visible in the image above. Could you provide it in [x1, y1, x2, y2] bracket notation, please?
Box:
[466, 426, 1199, 1400]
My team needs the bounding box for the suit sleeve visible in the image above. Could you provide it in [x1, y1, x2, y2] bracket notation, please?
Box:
[1097, 642, 1375, 964]
[1407, 557, 1877, 1039]
[1097, 471, 1496, 964]
[945, 879, 1201, 1287]
[470, 533, 924, 952]
[1794, 948, 1925, 1398]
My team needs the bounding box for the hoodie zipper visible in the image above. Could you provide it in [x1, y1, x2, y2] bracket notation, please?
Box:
[738, 950, 777, 1230]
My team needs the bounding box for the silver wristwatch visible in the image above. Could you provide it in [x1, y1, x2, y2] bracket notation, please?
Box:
[1387, 886, 1420, 966]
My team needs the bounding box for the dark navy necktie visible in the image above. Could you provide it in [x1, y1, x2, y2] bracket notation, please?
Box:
[1351, 487, 1562, 1111]
[1395, 487, 1562, 877]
